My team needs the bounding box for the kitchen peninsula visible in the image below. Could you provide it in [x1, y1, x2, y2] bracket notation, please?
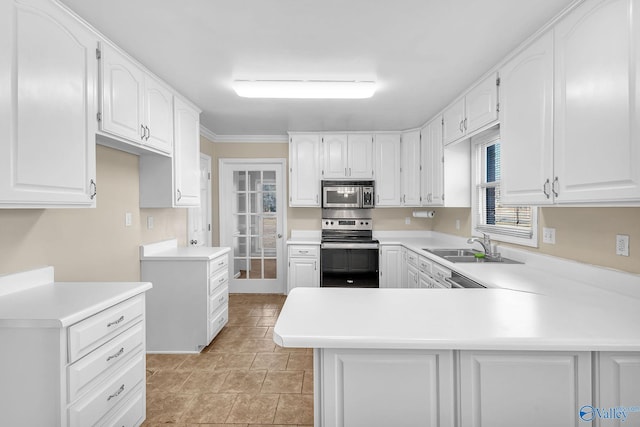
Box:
[275, 234, 640, 427]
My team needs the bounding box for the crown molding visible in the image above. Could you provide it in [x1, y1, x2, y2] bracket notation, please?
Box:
[199, 125, 288, 143]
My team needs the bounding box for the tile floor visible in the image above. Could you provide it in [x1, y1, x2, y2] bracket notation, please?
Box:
[143, 293, 313, 426]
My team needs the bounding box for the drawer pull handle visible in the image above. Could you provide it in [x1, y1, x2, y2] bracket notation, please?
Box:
[299, 250, 308, 254]
[218, 261, 225, 266]
[218, 316, 225, 324]
[106, 347, 125, 362]
[219, 277, 225, 283]
[107, 316, 125, 328]
[218, 296, 225, 303]
[107, 384, 125, 401]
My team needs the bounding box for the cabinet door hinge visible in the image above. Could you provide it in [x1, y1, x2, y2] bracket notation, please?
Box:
[496, 102, 500, 113]
[208, 172, 211, 180]
[208, 224, 211, 231]
[96, 48, 101, 60]
[496, 76, 501, 86]
[96, 112, 102, 122]
[441, 117, 444, 126]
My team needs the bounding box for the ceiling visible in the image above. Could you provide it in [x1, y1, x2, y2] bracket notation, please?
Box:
[60, 0, 575, 138]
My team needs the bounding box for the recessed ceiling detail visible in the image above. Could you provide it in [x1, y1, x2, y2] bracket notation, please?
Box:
[232, 80, 376, 99]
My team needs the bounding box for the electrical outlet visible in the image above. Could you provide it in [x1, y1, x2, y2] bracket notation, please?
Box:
[405, 217, 411, 225]
[147, 216, 154, 230]
[616, 234, 629, 256]
[543, 227, 556, 244]
[125, 212, 132, 227]
[455, 220, 460, 230]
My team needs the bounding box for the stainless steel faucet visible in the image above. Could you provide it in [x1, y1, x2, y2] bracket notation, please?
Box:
[467, 233, 494, 256]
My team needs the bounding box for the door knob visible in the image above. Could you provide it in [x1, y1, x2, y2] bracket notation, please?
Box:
[277, 234, 283, 238]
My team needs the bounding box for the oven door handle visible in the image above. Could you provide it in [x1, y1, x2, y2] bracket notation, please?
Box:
[321, 243, 380, 250]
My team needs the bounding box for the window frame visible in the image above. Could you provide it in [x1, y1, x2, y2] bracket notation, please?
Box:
[471, 128, 539, 248]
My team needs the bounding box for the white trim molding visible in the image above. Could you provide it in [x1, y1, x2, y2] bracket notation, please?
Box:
[199, 125, 288, 144]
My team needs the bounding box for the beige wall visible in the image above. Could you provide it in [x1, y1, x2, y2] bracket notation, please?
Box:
[431, 207, 640, 274]
[0, 145, 187, 281]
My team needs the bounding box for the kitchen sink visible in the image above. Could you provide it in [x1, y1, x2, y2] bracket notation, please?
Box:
[423, 249, 478, 257]
[423, 248, 523, 264]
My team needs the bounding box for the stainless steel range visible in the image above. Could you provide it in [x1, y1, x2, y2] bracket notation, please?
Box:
[320, 210, 379, 288]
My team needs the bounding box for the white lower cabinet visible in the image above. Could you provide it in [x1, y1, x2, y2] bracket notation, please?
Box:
[318, 348, 455, 427]
[287, 244, 320, 293]
[379, 245, 403, 288]
[141, 249, 229, 352]
[0, 267, 150, 427]
[596, 352, 640, 426]
[460, 350, 592, 427]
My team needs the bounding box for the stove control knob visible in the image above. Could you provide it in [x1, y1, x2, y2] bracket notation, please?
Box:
[330, 221, 334, 225]
[325, 221, 329, 225]
[360, 222, 364, 225]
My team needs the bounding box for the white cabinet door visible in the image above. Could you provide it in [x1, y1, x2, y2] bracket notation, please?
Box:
[144, 75, 173, 154]
[554, 0, 640, 203]
[400, 130, 421, 206]
[421, 117, 444, 206]
[100, 43, 145, 143]
[288, 258, 319, 293]
[320, 349, 456, 427]
[500, 30, 555, 205]
[0, 0, 97, 207]
[597, 351, 640, 425]
[348, 134, 374, 178]
[173, 97, 200, 206]
[289, 134, 321, 206]
[379, 245, 402, 288]
[322, 134, 348, 178]
[442, 98, 466, 145]
[374, 133, 401, 206]
[460, 351, 592, 427]
[407, 264, 419, 288]
[466, 72, 499, 133]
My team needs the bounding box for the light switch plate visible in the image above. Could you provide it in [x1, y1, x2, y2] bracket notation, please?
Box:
[147, 216, 154, 230]
[616, 234, 629, 256]
[543, 227, 556, 244]
[125, 212, 132, 227]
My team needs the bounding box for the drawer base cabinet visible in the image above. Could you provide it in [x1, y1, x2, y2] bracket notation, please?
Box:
[0, 267, 151, 427]
[314, 349, 640, 427]
[141, 248, 230, 353]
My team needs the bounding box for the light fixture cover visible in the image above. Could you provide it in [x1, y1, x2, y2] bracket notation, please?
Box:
[232, 80, 376, 99]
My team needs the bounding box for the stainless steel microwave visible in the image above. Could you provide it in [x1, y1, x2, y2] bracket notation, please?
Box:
[322, 180, 375, 209]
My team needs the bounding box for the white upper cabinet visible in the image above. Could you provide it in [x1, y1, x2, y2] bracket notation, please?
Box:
[139, 97, 200, 208]
[143, 75, 174, 154]
[400, 130, 421, 206]
[443, 73, 499, 145]
[553, 0, 640, 203]
[500, 30, 555, 205]
[173, 97, 201, 206]
[374, 133, 401, 206]
[0, 0, 97, 208]
[322, 133, 373, 179]
[289, 134, 321, 207]
[100, 43, 173, 156]
[421, 117, 444, 206]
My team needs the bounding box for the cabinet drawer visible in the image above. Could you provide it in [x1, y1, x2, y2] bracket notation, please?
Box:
[432, 264, 451, 283]
[209, 285, 229, 316]
[209, 255, 229, 277]
[68, 296, 144, 363]
[209, 269, 229, 295]
[209, 307, 228, 341]
[406, 251, 419, 268]
[68, 322, 144, 402]
[289, 245, 318, 257]
[69, 352, 145, 427]
[418, 256, 432, 275]
[98, 383, 144, 427]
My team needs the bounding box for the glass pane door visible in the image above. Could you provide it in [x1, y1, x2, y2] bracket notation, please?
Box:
[221, 160, 285, 293]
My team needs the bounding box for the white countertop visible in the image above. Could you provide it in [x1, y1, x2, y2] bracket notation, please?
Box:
[140, 239, 230, 261]
[276, 231, 640, 351]
[0, 267, 151, 328]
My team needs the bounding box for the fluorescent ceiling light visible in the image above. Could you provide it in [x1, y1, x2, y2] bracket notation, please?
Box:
[232, 80, 376, 99]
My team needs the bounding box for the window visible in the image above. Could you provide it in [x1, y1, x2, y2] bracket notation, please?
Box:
[472, 128, 538, 247]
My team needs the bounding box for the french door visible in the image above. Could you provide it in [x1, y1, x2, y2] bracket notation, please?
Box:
[219, 159, 286, 293]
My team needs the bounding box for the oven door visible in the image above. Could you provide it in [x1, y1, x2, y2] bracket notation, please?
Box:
[322, 186, 362, 208]
[320, 242, 379, 288]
